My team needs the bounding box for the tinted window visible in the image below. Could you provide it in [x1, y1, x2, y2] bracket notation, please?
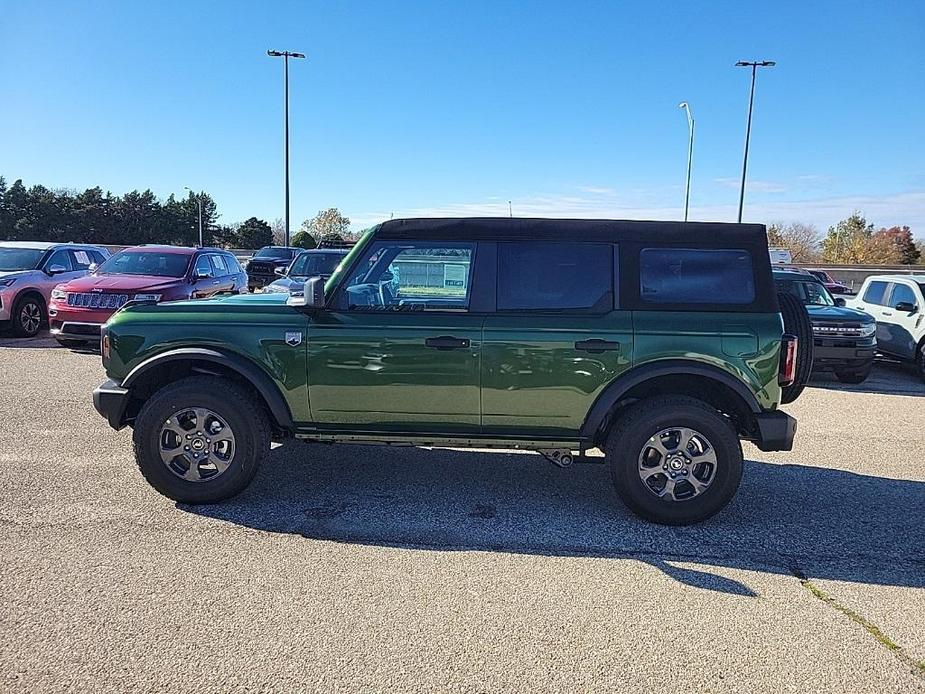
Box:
[641, 249, 754, 305]
[890, 283, 917, 307]
[194, 255, 213, 277]
[254, 246, 293, 259]
[290, 251, 346, 278]
[862, 281, 889, 306]
[775, 279, 834, 306]
[89, 250, 108, 266]
[343, 241, 474, 311]
[498, 242, 612, 311]
[45, 249, 73, 272]
[70, 249, 94, 270]
[209, 254, 228, 275]
[98, 251, 191, 277]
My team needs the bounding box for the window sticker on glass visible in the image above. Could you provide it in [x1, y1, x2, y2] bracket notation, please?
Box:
[74, 250, 91, 265]
[443, 264, 468, 289]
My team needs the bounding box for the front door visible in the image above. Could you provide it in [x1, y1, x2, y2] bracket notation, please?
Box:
[881, 282, 922, 359]
[307, 239, 482, 432]
[480, 241, 633, 439]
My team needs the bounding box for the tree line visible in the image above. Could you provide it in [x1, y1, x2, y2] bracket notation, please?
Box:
[2, 176, 921, 262]
[768, 214, 922, 265]
[0, 177, 358, 251]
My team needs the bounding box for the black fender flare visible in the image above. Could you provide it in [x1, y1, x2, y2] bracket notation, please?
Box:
[580, 359, 762, 440]
[122, 347, 294, 428]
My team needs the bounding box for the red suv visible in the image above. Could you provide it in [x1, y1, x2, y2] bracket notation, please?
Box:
[48, 245, 247, 347]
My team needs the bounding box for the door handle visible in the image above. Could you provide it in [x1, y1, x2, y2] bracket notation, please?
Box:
[212, 280, 221, 285]
[425, 335, 470, 350]
[882, 311, 892, 317]
[574, 339, 621, 353]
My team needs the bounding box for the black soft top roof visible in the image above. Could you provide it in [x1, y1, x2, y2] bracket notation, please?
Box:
[375, 217, 768, 245]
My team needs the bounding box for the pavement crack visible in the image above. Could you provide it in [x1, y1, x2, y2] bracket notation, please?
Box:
[788, 562, 925, 681]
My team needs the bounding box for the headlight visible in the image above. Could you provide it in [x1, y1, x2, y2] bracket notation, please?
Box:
[0, 278, 17, 288]
[51, 287, 67, 300]
[133, 293, 162, 302]
[860, 322, 876, 337]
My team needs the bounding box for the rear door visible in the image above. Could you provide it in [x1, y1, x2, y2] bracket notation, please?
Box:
[480, 241, 633, 440]
[208, 254, 235, 294]
[307, 239, 483, 431]
[854, 280, 894, 352]
[882, 281, 921, 358]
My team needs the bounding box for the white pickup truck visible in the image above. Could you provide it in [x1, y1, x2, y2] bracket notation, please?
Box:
[846, 275, 925, 380]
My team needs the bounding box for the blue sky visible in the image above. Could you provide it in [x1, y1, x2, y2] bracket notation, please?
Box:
[2, 0, 923, 236]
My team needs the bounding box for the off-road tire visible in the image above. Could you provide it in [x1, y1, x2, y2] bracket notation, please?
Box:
[777, 291, 813, 404]
[132, 375, 270, 504]
[835, 366, 872, 384]
[605, 395, 743, 525]
[11, 294, 44, 337]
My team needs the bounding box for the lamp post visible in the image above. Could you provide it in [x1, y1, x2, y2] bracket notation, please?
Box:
[678, 102, 694, 222]
[734, 60, 775, 223]
[266, 49, 306, 247]
[183, 186, 203, 247]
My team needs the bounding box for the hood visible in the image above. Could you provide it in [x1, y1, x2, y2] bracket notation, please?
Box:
[0, 269, 39, 282]
[62, 274, 186, 292]
[806, 304, 873, 322]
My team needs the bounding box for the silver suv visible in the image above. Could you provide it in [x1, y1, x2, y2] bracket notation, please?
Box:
[0, 242, 111, 337]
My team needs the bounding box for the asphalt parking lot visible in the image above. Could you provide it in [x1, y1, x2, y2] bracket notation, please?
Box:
[1, 333, 923, 692]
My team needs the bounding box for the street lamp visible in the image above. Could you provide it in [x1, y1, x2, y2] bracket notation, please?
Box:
[266, 49, 306, 248]
[734, 60, 776, 223]
[183, 186, 203, 247]
[678, 102, 694, 222]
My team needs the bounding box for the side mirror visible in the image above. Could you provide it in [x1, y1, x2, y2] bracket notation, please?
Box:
[47, 264, 67, 275]
[88, 262, 98, 273]
[274, 266, 286, 276]
[193, 269, 211, 280]
[288, 276, 325, 308]
[834, 297, 846, 307]
[895, 301, 917, 313]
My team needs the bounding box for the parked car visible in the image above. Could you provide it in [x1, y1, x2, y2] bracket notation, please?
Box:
[261, 248, 350, 295]
[807, 269, 852, 295]
[93, 218, 804, 525]
[0, 241, 110, 337]
[774, 269, 876, 383]
[245, 246, 301, 291]
[48, 245, 246, 347]
[846, 275, 925, 381]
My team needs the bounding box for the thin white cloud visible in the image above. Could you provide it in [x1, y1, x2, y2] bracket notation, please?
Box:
[714, 177, 786, 193]
[350, 189, 925, 238]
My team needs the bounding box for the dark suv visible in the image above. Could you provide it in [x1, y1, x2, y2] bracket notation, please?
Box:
[774, 269, 876, 383]
[245, 246, 300, 291]
[93, 218, 800, 525]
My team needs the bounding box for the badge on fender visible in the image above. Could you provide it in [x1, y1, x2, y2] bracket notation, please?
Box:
[285, 331, 303, 346]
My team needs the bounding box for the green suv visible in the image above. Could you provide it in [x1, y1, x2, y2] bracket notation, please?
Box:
[93, 218, 798, 525]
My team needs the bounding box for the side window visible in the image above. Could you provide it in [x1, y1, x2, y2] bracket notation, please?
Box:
[342, 241, 475, 311]
[210, 254, 228, 275]
[890, 283, 917, 308]
[498, 242, 613, 311]
[45, 249, 73, 272]
[89, 250, 108, 265]
[862, 281, 889, 306]
[224, 255, 243, 273]
[70, 249, 93, 270]
[640, 248, 754, 305]
[194, 255, 213, 277]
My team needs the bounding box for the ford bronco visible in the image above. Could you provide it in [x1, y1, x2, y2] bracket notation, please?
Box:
[93, 218, 800, 525]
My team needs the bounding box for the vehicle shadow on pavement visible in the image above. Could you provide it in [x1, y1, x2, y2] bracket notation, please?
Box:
[182, 443, 925, 596]
[809, 362, 925, 397]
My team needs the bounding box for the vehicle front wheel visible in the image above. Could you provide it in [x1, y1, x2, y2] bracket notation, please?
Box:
[132, 375, 270, 504]
[11, 295, 44, 337]
[605, 395, 743, 525]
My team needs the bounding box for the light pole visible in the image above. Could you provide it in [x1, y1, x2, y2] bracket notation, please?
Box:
[267, 49, 306, 247]
[678, 102, 694, 222]
[734, 60, 775, 222]
[183, 186, 203, 247]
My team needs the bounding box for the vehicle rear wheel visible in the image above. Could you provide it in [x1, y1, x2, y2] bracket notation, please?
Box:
[835, 366, 872, 384]
[777, 292, 814, 404]
[917, 342, 925, 382]
[605, 395, 743, 525]
[11, 294, 44, 337]
[132, 375, 270, 504]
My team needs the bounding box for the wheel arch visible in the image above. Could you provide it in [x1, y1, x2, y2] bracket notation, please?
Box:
[581, 360, 762, 446]
[121, 347, 294, 433]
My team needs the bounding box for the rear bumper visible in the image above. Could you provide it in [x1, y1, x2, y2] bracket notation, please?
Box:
[753, 410, 797, 452]
[93, 379, 130, 430]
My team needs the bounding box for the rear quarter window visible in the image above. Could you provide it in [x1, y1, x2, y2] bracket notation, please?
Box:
[640, 248, 754, 305]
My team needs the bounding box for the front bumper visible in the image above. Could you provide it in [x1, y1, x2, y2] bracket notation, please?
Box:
[812, 336, 876, 372]
[93, 379, 130, 430]
[753, 410, 797, 452]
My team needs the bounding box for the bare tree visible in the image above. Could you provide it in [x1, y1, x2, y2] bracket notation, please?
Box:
[766, 221, 821, 262]
[270, 218, 287, 245]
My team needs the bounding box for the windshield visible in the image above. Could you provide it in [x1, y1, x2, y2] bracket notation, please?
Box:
[97, 251, 191, 278]
[777, 279, 835, 306]
[289, 252, 345, 278]
[254, 247, 293, 260]
[0, 248, 44, 271]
